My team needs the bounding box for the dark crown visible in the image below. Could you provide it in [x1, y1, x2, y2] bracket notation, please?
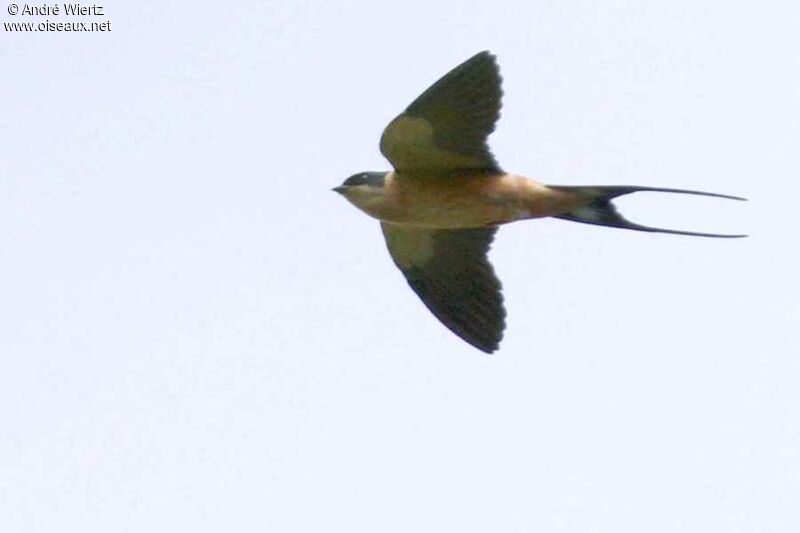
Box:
[342, 172, 385, 187]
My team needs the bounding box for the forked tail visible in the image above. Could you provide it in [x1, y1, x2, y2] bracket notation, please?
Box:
[548, 185, 747, 238]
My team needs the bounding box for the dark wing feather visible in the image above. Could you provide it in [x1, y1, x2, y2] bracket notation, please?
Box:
[381, 223, 505, 353]
[379, 51, 503, 175]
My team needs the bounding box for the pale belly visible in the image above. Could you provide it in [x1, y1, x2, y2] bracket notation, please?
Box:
[391, 192, 525, 228]
[353, 173, 582, 229]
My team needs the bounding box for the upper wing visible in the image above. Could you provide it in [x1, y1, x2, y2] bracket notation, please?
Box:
[381, 223, 506, 353]
[379, 51, 503, 175]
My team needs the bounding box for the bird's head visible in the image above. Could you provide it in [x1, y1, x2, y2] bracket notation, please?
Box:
[333, 172, 388, 207]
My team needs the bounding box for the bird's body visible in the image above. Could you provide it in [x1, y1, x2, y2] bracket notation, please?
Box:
[334, 51, 745, 353]
[348, 172, 584, 228]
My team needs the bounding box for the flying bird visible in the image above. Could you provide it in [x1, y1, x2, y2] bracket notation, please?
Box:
[334, 51, 745, 353]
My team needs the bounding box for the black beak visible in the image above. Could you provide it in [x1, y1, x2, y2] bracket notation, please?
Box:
[332, 186, 347, 194]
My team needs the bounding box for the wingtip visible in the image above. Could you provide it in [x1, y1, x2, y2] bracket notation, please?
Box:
[473, 343, 499, 355]
[469, 50, 497, 64]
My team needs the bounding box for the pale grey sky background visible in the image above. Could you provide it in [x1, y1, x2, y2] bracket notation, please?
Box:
[2, 1, 799, 531]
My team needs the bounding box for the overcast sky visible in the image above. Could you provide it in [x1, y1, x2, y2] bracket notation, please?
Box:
[2, 1, 799, 531]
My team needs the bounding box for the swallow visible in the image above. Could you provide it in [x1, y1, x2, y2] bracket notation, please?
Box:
[334, 51, 745, 353]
